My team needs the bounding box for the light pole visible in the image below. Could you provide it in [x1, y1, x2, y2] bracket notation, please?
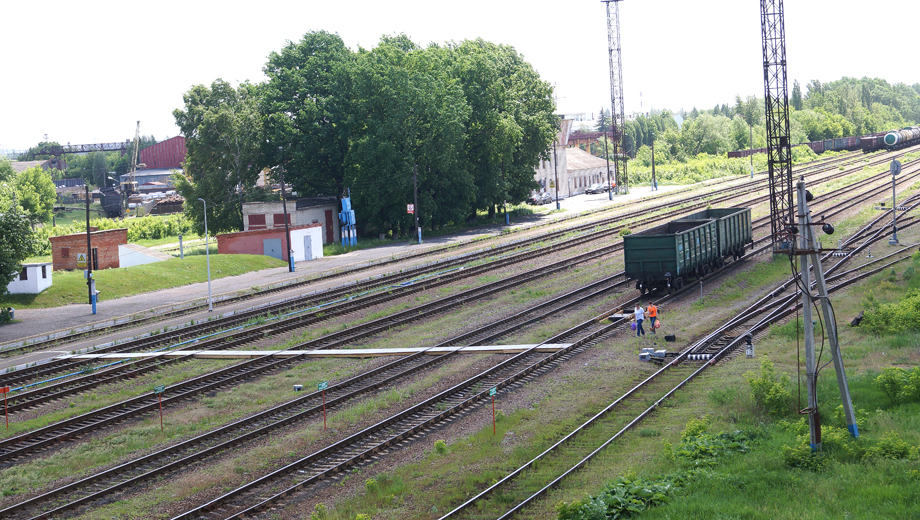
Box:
[278, 168, 294, 272]
[650, 132, 657, 191]
[602, 116, 613, 200]
[552, 140, 560, 210]
[198, 198, 213, 312]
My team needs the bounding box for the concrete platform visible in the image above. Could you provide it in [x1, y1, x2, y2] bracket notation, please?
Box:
[60, 343, 573, 360]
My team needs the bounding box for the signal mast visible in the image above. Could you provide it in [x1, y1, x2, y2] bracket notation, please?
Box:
[760, 0, 858, 449]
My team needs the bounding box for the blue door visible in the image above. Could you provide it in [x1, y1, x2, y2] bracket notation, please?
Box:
[263, 238, 283, 260]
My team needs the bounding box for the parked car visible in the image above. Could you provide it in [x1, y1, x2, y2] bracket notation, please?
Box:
[585, 183, 606, 194]
[538, 192, 554, 205]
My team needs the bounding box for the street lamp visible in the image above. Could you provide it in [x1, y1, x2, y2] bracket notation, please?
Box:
[198, 198, 213, 312]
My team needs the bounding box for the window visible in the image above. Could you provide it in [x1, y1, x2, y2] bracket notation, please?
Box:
[273, 213, 291, 227]
[248, 214, 267, 229]
[42, 265, 47, 278]
[20, 267, 27, 281]
[61, 247, 70, 258]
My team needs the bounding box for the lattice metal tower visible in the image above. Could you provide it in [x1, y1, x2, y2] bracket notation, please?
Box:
[760, 0, 794, 249]
[603, 0, 628, 193]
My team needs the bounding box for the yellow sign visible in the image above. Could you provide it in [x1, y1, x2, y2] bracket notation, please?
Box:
[550, 181, 555, 188]
[76, 252, 87, 268]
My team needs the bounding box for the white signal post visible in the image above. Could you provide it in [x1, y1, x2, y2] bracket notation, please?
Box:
[890, 160, 901, 245]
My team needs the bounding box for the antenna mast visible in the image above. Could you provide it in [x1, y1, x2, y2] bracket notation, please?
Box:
[129, 121, 141, 193]
[603, 0, 628, 194]
[760, 1, 793, 249]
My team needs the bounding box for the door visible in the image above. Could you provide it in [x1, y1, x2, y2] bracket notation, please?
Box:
[324, 209, 334, 244]
[263, 238, 283, 260]
[304, 235, 313, 261]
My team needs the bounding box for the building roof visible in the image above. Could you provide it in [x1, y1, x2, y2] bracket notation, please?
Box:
[565, 147, 610, 171]
[10, 160, 49, 173]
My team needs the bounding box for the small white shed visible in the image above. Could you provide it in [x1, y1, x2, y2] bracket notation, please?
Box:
[290, 226, 324, 261]
[7, 262, 53, 294]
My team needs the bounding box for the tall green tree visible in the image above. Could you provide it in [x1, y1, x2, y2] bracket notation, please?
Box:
[344, 36, 472, 234]
[445, 38, 556, 219]
[173, 79, 264, 235]
[13, 166, 56, 228]
[261, 30, 354, 197]
[0, 204, 35, 293]
[734, 94, 761, 149]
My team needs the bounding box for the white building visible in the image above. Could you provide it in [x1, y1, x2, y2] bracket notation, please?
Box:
[6, 263, 53, 294]
[565, 147, 614, 196]
[534, 119, 573, 198]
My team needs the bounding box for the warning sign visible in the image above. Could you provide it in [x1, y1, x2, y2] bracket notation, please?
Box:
[76, 252, 87, 268]
[407, 204, 414, 214]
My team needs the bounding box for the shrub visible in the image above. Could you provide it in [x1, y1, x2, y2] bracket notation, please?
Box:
[861, 289, 920, 334]
[862, 432, 919, 461]
[434, 439, 448, 455]
[783, 443, 829, 471]
[619, 228, 632, 236]
[556, 474, 680, 520]
[875, 366, 920, 403]
[744, 358, 794, 417]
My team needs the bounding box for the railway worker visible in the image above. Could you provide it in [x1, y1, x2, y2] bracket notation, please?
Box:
[647, 301, 659, 334]
[633, 305, 646, 337]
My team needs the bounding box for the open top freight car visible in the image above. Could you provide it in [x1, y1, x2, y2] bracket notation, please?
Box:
[623, 207, 752, 294]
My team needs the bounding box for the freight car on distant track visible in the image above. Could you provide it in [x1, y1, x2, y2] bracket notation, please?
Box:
[729, 125, 920, 157]
[623, 207, 753, 294]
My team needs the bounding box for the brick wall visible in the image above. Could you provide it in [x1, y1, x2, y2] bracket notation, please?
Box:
[49, 229, 128, 271]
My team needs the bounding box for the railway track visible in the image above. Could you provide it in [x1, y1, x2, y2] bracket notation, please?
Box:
[0, 155, 914, 518]
[438, 222, 917, 520]
[2, 152, 916, 458]
[0, 147, 892, 359]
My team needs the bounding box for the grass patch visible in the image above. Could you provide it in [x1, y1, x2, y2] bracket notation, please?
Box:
[0, 254, 286, 308]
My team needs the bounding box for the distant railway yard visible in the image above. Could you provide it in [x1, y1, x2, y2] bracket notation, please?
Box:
[1, 146, 919, 519]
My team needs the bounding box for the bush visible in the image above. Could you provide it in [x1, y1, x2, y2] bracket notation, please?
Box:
[434, 439, 448, 455]
[556, 474, 680, 520]
[783, 443, 830, 471]
[744, 358, 794, 417]
[862, 432, 920, 461]
[861, 289, 920, 334]
[875, 366, 920, 403]
[619, 228, 632, 236]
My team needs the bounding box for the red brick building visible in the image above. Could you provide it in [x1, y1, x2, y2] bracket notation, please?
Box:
[216, 224, 324, 262]
[49, 229, 128, 271]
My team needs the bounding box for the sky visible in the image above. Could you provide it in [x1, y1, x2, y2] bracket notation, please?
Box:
[2, 0, 918, 152]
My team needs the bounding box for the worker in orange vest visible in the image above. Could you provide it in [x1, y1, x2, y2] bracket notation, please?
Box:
[647, 301, 659, 334]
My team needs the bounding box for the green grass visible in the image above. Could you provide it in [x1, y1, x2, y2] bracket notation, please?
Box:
[0, 254, 286, 308]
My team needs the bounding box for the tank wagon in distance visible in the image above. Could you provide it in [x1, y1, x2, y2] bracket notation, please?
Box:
[623, 207, 753, 294]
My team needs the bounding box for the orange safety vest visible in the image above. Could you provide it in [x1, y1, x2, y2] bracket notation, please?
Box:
[647, 305, 658, 318]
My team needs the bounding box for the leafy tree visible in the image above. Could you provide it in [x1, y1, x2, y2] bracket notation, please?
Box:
[680, 113, 733, 156]
[444, 38, 556, 219]
[734, 94, 761, 149]
[344, 36, 472, 235]
[0, 204, 35, 293]
[261, 30, 354, 197]
[19, 140, 63, 161]
[0, 157, 14, 183]
[173, 79, 264, 235]
[13, 166, 56, 228]
[791, 80, 803, 111]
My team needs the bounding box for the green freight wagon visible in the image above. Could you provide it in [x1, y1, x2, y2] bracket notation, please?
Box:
[675, 207, 753, 260]
[623, 207, 753, 294]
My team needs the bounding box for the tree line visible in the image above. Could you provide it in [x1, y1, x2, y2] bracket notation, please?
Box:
[584, 77, 920, 167]
[174, 31, 558, 237]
